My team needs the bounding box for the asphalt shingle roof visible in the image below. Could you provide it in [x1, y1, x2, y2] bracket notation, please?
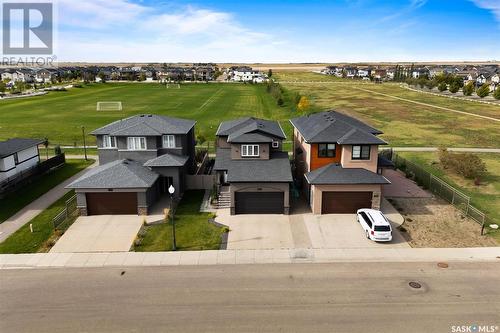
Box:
[305, 163, 390, 185]
[66, 159, 158, 189]
[91, 114, 195, 136]
[217, 117, 286, 140]
[214, 148, 292, 183]
[290, 110, 386, 145]
[0, 138, 44, 158]
[143, 153, 188, 167]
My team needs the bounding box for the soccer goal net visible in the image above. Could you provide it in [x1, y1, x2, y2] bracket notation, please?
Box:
[97, 101, 123, 111]
[166, 84, 181, 89]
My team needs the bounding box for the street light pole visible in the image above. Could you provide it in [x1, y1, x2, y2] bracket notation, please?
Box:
[168, 185, 177, 251]
[81, 126, 88, 161]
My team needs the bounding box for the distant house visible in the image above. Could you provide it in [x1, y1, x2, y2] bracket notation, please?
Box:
[0, 138, 44, 182]
[230, 67, 266, 82]
[357, 68, 370, 78]
[34, 69, 57, 83]
[386, 68, 396, 80]
[412, 68, 429, 79]
[344, 67, 357, 78]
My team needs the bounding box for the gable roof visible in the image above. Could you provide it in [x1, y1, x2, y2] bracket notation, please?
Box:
[214, 149, 292, 183]
[0, 138, 44, 158]
[216, 117, 286, 141]
[66, 159, 158, 189]
[305, 163, 390, 185]
[91, 114, 195, 136]
[143, 153, 189, 167]
[290, 110, 386, 145]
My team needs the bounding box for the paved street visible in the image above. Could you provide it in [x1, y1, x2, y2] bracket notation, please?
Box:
[1, 262, 499, 333]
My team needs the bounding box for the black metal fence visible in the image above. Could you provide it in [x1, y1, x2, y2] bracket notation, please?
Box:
[0, 153, 66, 194]
[384, 150, 489, 227]
[52, 194, 78, 231]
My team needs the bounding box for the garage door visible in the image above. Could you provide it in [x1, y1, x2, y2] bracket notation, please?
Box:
[86, 192, 138, 215]
[235, 192, 284, 214]
[321, 191, 372, 214]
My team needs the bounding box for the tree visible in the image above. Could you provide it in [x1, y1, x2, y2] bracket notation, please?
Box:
[297, 96, 310, 112]
[98, 72, 107, 83]
[425, 79, 436, 90]
[139, 73, 147, 81]
[494, 86, 500, 100]
[0, 81, 5, 93]
[268, 69, 273, 78]
[463, 82, 474, 96]
[476, 84, 489, 98]
[438, 82, 447, 92]
[449, 81, 460, 94]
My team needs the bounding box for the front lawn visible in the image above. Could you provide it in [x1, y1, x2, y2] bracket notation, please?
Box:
[134, 190, 225, 252]
[0, 160, 94, 223]
[0, 159, 94, 223]
[0, 191, 75, 254]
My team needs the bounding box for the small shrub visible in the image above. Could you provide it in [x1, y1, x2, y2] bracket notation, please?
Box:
[493, 86, 500, 100]
[438, 148, 487, 179]
[438, 82, 447, 92]
[449, 82, 460, 93]
[277, 97, 284, 106]
[463, 82, 474, 96]
[476, 84, 490, 98]
[297, 96, 310, 112]
[54, 145, 62, 155]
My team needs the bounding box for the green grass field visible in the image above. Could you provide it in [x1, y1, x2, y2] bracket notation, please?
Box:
[275, 72, 500, 148]
[1, 76, 498, 149]
[0, 159, 94, 224]
[398, 152, 499, 241]
[0, 83, 293, 146]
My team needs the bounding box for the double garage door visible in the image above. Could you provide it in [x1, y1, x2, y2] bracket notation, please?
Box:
[321, 191, 372, 214]
[235, 192, 284, 215]
[86, 193, 137, 215]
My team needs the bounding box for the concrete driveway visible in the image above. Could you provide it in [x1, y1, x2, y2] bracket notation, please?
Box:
[216, 198, 409, 250]
[50, 215, 143, 253]
[303, 213, 410, 249]
[216, 209, 294, 250]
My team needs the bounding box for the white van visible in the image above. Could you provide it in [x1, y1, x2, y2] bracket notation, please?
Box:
[356, 209, 393, 242]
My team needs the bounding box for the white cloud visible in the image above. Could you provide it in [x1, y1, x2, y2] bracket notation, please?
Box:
[471, 0, 500, 22]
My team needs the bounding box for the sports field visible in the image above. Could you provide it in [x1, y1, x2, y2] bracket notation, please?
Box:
[1, 74, 499, 149]
[0, 83, 288, 146]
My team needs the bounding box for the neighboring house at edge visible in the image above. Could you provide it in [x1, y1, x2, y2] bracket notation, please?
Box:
[213, 117, 293, 215]
[0, 138, 44, 182]
[290, 110, 390, 214]
[67, 114, 196, 216]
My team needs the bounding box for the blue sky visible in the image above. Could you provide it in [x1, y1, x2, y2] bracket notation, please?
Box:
[54, 0, 500, 62]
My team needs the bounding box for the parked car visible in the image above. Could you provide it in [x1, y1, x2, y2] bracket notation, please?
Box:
[356, 209, 393, 242]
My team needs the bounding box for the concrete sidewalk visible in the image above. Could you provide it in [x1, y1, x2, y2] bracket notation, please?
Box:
[1, 247, 498, 269]
[0, 161, 97, 243]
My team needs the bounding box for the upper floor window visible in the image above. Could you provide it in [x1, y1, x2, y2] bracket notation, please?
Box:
[162, 135, 175, 148]
[127, 137, 147, 150]
[272, 141, 279, 149]
[352, 145, 371, 160]
[102, 135, 116, 148]
[318, 143, 336, 158]
[241, 144, 259, 157]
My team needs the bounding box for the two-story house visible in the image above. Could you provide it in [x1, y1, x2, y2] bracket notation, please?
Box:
[0, 138, 44, 183]
[67, 114, 196, 216]
[213, 117, 293, 215]
[290, 111, 390, 215]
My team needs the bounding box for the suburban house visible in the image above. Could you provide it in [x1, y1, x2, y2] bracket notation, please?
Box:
[67, 114, 196, 216]
[0, 138, 44, 182]
[290, 111, 390, 215]
[213, 117, 293, 215]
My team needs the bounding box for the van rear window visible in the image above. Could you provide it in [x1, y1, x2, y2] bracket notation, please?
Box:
[374, 225, 391, 232]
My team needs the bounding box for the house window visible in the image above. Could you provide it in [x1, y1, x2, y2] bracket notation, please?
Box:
[272, 141, 279, 148]
[162, 135, 175, 148]
[241, 144, 259, 157]
[352, 145, 371, 160]
[102, 135, 116, 148]
[318, 143, 336, 157]
[127, 137, 147, 150]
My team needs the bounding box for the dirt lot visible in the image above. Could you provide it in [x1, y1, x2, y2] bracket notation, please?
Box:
[390, 197, 497, 248]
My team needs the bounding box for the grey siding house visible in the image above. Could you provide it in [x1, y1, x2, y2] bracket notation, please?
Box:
[67, 114, 196, 216]
[213, 117, 293, 215]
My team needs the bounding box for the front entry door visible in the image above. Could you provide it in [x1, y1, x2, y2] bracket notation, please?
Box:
[161, 176, 174, 193]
